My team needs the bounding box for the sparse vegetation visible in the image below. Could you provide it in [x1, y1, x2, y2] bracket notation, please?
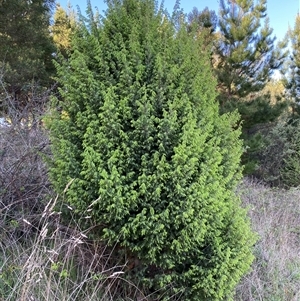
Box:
[236, 178, 300, 301]
[0, 196, 139, 301]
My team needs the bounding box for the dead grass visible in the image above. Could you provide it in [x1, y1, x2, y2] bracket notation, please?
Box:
[235, 178, 300, 301]
[0, 120, 51, 241]
[0, 195, 153, 301]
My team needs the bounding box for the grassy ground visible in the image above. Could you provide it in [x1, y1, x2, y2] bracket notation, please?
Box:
[0, 197, 140, 301]
[235, 178, 300, 301]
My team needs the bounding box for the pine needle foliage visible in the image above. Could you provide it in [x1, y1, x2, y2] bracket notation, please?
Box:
[216, 0, 287, 101]
[284, 14, 300, 120]
[215, 0, 288, 129]
[47, 0, 255, 300]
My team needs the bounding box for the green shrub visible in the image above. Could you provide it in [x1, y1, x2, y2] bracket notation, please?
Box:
[47, 0, 255, 299]
[261, 120, 300, 187]
[281, 122, 300, 187]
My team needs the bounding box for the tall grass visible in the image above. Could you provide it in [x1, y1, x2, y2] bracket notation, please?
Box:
[0, 195, 152, 301]
[235, 178, 300, 301]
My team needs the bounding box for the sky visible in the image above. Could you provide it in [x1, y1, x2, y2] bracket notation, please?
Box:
[57, 0, 300, 42]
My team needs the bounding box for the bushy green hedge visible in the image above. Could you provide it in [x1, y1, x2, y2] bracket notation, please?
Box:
[47, 1, 255, 299]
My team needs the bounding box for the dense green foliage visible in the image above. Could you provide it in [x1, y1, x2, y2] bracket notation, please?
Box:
[48, 0, 255, 300]
[0, 0, 55, 118]
[4, 0, 300, 299]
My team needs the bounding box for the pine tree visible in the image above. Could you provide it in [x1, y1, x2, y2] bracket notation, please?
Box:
[216, 0, 286, 103]
[214, 0, 288, 174]
[187, 7, 218, 49]
[284, 14, 300, 119]
[215, 0, 288, 128]
[48, 0, 255, 300]
[50, 2, 77, 58]
[0, 0, 55, 119]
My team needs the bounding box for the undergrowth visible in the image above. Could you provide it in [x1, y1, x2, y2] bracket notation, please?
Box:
[0, 195, 151, 301]
[235, 178, 300, 301]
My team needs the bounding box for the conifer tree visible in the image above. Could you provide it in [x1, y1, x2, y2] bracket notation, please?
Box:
[48, 0, 255, 300]
[215, 0, 287, 127]
[0, 0, 55, 119]
[284, 14, 300, 119]
[187, 7, 217, 50]
[50, 2, 77, 58]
